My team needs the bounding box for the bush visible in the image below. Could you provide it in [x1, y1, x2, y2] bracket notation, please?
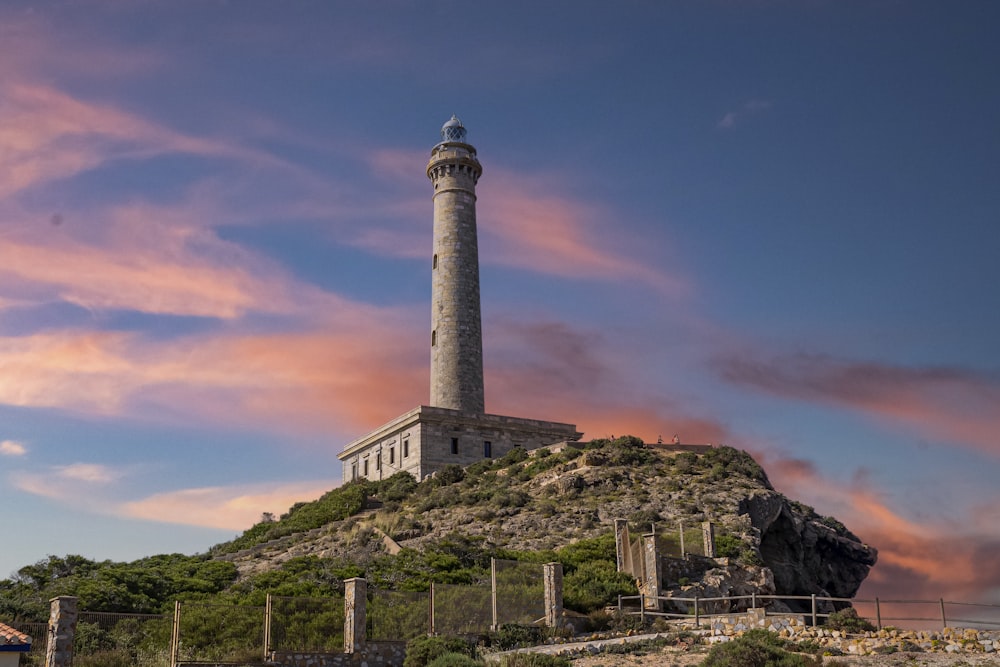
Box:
[489, 624, 542, 650]
[824, 607, 876, 633]
[496, 654, 570, 667]
[427, 653, 482, 667]
[404, 636, 475, 667]
[701, 629, 820, 667]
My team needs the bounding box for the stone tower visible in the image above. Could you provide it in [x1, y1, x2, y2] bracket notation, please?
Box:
[427, 116, 485, 413]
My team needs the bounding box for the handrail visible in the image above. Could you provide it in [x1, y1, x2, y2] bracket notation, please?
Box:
[615, 593, 1000, 631]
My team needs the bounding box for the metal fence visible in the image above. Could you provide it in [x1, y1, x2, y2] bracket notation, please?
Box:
[493, 559, 544, 626]
[367, 589, 428, 641]
[170, 601, 265, 664]
[618, 593, 1000, 631]
[430, 582, 493, 636]
[266, 595, 344, 653]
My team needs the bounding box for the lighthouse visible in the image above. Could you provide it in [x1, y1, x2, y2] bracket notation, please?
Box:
[427, 116, 485, 413]
[338, 118, 580, 483]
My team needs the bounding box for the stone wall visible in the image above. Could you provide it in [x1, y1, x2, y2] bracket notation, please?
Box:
[339, 406, 580, 483]
[271, 642, 407, 667]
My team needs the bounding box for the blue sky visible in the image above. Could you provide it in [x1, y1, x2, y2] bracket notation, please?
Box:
[1, 0, 998, 603]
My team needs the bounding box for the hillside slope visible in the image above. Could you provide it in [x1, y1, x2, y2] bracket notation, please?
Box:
[215, 438, 877, 606]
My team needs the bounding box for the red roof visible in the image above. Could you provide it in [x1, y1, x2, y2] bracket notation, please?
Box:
[0, 622, 32, 648]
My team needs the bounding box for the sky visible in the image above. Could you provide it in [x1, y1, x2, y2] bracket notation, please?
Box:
[1, 0, 998, 609]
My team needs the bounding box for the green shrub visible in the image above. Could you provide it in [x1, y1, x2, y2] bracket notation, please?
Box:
[404, 636, 475, 667]
[427, 652, 482, 667]
[489, 624, 542, 650]
[824, 607, 875, 633]
[701, 629, 820, 667]
[496, 654, 570, 667]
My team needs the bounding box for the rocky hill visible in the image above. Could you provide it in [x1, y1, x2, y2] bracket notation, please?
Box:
[213, 437, 877, 608]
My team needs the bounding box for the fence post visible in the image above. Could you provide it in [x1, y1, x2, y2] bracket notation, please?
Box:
[170, 600, 181, 667]
[875, 598, 881, 630]
[702, 521, 716, 558]
[263, 593, 273, 660]
[639, 594, 645, 625]
[543, 562, 564, 629]
[45, 596, 78, 667]
[940, 599, 947, 630]
[429, 582, 436, 636]
[810, 594, 817, 627]
[491, 558, 499, 631]
[679, 521, 685, 558]
[344, 578, 367, 654]
[694, 596, 700, 627]
[751, 591, 757, 609]
[614, 519, 629, 573]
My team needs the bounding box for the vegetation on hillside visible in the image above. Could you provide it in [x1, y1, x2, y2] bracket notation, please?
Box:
[1, 439, 847, 628]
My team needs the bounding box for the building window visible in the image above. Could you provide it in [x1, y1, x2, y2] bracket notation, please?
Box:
[484, 441, 492, 458]
[433, 254, 438, 269]
[351, 464, 357, 481]
[450, 437, 458, 455]
[432, 330, 437, 347]
[389, 447, 395, 465]
[376, 455, 381, 471]
[363, 459, 369, 476]
[403, 439, 409, 458]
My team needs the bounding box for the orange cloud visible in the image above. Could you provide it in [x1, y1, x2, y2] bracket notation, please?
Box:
[759, 451, 1000, 604]
[718, 353, 1000, 457]
[0, 312, 427, 435]
[122, 481, 339, 531]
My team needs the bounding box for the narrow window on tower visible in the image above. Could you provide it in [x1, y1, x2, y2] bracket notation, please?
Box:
[484, 441, 492, 458]
[433, 254, 438, 269]
[403, 439, 410, 458]
[431, 330, 437, 347]
[450, 437, 459, 455]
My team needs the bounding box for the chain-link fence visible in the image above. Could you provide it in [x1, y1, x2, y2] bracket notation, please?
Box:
[267, 595, 344, 653]
[366, 589, 428, 641]
[493, 559, 544, 626]
[431, 582, 492, 635]
[172, 602, 265, 664]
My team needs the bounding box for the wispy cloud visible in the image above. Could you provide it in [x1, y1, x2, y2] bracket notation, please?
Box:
[123, 480, 339, 531]
[718, 353, 1000, 456]
[0, 440, 27, 456]
[717, 99, 772, 129]
[14, 462, 129, 506]
[0, 316, 426, 435]
[486, 318, 729, 443]
[359, 149, 689, 295]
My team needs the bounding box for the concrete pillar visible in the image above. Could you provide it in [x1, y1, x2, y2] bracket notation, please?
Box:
[641, 534, 661, 611]
[614, 519, 629, 573]
[344, 578, 367, 654]
[543, 562, 563, 629]
[45, 596, 77, 667]
[702, 521, 717, 558]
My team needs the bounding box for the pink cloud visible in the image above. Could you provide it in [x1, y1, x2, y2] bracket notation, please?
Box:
[0, 312, 427, 435]
[719, 353, 1000, 457]
[484, 318, 729, 443]
[0, 440, 27, 456]
[759, 450, 1000, 604]
[123, 481, 339, 531]
[360, 149, 689, 295]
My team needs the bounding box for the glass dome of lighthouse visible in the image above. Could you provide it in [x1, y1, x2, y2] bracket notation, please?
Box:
[441, 115, 467, 143]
